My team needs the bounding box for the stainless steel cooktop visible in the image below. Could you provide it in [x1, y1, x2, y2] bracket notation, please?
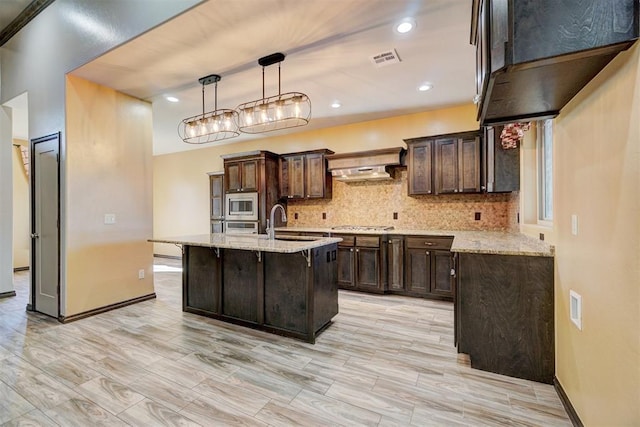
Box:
[330, 225, 394, 231]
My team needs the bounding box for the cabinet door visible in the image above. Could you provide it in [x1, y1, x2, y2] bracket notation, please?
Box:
[431, 250, 453, 298]
[185, 246, 221, 314]
[210, 174, 224, 219]
[240, 160, 258, 192]
[434, 137, 459, 194]
[388, 237, 404, 292]
[337, 246, 355, 288]
[405, 247, 430, 295]
[355, 247, 380, 290]
[305, 153, 326, 198]
[288, 155, 305, 198]
[458, 136, 481, 193]
[408, 140, 433, 195]
[225, 162, 242, 192]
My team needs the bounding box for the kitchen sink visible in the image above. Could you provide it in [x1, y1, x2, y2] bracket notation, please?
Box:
[255, 234, 325, 242]
[272, 235, 323, 242]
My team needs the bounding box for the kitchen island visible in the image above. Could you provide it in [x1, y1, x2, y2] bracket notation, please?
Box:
[150, 234, 341, 343]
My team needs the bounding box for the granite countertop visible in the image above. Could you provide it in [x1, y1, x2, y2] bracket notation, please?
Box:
[150, 234, 342, 254]
[274, 227, 554, 257]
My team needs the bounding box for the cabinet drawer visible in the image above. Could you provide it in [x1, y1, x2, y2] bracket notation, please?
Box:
[406, 236, 453, 250]
[333, 234, 355, 247]
[355, 236, 380, 248]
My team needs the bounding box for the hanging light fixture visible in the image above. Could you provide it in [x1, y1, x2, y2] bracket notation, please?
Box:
[236, 52, 311, 134]
[178, 74, 239, 144]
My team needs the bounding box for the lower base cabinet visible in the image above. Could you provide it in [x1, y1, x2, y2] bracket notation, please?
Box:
[404, 236, 454, 301]
[335, 234, 387, 293]
[456, 252, 554, 383]
[182, 244, 338, 343]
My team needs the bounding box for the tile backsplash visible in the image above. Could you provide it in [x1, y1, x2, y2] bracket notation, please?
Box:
[286, 170, 519, 231]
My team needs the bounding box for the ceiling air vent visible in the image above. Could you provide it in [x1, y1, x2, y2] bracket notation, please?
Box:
[370, 49, 401, 67]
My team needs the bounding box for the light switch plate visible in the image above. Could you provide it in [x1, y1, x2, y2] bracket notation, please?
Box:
[570, 290, 582, 330]
[571, 214, 578, 235]
[104, 213, 116, 225]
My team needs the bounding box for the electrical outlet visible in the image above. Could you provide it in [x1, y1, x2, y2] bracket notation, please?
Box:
[571, 214, 578, 235]
[322, 212, 326, 220]
[539, 233, 545, 241]
[474, 212, 481, 221]
[393, 212, 398, 220]
[138, 269, 145, 279]
[104, 213, 116, 225]
[294, 213, 298, 220]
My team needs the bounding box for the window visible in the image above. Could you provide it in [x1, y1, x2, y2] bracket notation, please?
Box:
[538, 119, 553, 222]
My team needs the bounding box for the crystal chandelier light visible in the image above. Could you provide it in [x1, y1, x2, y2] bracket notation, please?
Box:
[236, 52, 311, 134]
[178, 74, 239, 144]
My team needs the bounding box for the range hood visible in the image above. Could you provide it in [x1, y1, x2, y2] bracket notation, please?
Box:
[327, 147, 405, 182]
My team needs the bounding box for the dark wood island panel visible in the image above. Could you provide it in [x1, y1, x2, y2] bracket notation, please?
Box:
[182, 243, 338, 343]
[457, 252, 554, 384]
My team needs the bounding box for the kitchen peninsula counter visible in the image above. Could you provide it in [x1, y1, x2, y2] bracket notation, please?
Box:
[274, 227, 554, 257]
[150, 234, 341, 343]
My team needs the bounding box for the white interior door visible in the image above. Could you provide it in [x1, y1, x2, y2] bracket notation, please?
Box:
[32, 133, 60, 318]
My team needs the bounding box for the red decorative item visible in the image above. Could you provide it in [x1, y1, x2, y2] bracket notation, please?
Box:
[500, 122, 531, 149]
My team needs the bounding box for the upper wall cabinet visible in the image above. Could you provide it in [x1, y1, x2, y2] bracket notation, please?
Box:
[472, 0, 639, 126]
[406, 131, 481, 196]
[483, 126, 520, 193]
[280, 149, 333, 200]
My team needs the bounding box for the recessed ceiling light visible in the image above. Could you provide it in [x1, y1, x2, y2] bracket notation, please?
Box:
[165, 96, 179, 103]
[396, 18, 416, 34]
[418, 83, 433, 92]
[331, 101, 342, 108]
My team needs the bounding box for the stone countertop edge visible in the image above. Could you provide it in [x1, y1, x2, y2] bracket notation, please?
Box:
[149, 234, 342, 254]
[273, 227, 554, 257]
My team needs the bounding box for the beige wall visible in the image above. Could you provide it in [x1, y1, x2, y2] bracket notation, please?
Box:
[65, 75, 154, 316]
[12, 139, 30, 268]
[154, 104, 480, 256]
[553, 44, 640, 424]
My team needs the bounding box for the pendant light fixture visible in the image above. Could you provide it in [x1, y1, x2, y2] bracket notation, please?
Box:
[236, 52, 311, 134]
[178, 74, 239, 144]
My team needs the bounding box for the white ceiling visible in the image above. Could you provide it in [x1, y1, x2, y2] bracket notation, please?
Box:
[71, 0, 476, 155]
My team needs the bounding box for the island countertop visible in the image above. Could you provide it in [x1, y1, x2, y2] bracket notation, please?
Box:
[273, 227, 554, 257]
[149, 233, 342, 254]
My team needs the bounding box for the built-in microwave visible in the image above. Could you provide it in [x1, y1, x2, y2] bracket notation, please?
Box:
[225, 221, 259, 234]
[225, 192, 258, 221]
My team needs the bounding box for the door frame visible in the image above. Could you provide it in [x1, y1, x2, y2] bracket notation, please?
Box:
[29, 132, 61, 318]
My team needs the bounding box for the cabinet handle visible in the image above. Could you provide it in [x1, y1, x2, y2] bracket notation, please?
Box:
[350, 248, 353, 252]
[426, 251, 430, 255]
[356, 249, 359, 253]
[454, 189, 458, 193]
[425, 242, 434, 246]
[427, 190, 431, 194]
[288, 195, 293, 198]
[307, 195, 310, 197]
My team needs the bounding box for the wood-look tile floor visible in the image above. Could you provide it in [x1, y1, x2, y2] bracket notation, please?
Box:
[0, 258, 571, 426]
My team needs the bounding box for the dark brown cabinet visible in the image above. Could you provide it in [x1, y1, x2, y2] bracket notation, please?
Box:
[225, 159, 258, 193]
[387, 236, 404, 292]
[208, 172, 224, 233]
[407, 131, 481, 196]
[456, 252, 554, 383]
[406, 138, 433, 195]
[434, 133, 481, 194]
[404, 236, 454, 301]
[280, 149, 333, 200]
[482, 125, 520, 193]
[221, 151, 280, 233]
[472, 0, 638, 126]
[334, 234, 387, 293]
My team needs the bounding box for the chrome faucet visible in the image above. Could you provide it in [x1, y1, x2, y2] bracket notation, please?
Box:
[267, 203, 287, 240]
